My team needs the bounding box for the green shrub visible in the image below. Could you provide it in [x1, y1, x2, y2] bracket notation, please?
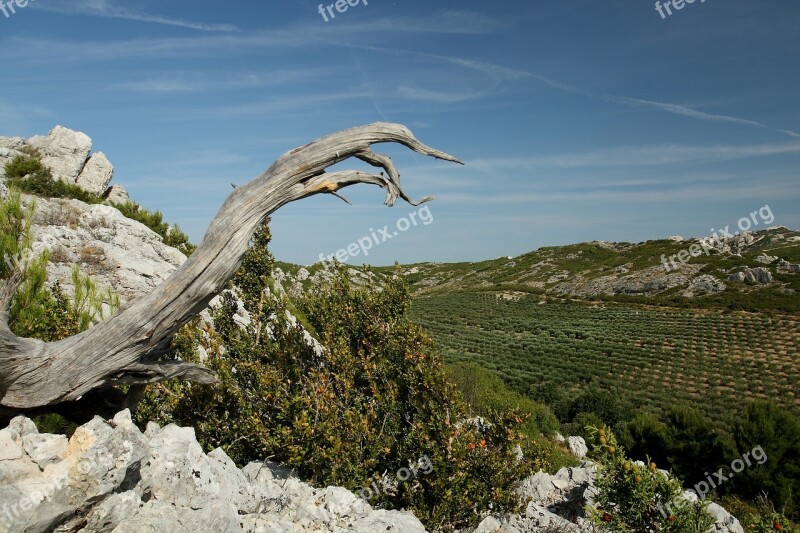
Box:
[585, 425, 715, 531]
[136, 222, 534, 531]
[5, 155, 103, 204]
[0, 190, 34, 279]
[733, 401, 800, 516]
[744, 495, 800, 532]
[4, 153, 46, 180]
[567, 386, 632, 431]
[661, 406, 737, 490]
[446, 361, 560, 437]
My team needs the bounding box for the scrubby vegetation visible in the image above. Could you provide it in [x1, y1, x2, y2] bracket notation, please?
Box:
[5, 153, 104, 204]
[586, 425, 715, 531]
[133, 222, 559, 531]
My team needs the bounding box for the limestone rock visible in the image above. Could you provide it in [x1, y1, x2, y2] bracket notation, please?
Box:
[0, 411, 427, 533]
[104, 183, 130, 204]
[76, 151, 114, 195]
[729, 267, 773, 284]
[567, 436, 588, 459]
[27, 125, 92, 185]
[683, 274, 726, 297]
[29, 197, 186, 303]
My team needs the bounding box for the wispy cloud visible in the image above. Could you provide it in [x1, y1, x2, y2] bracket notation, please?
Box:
[33, 0, 239, 32]
[110, 69, 330, 93]
[520, 74, 800, 139]
[326, 10, 504, 35]
[469, 141, 800, 170]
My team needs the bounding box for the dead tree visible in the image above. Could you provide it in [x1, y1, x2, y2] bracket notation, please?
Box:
[0, 123, 462, 422]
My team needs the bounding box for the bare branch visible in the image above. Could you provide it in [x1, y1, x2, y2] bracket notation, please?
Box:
[0, 123, 462, 415]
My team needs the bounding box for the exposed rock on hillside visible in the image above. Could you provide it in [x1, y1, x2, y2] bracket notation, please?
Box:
[26, 196, 187, 303]
[0, 411, 425, 533]
[1, 125, 128, 202]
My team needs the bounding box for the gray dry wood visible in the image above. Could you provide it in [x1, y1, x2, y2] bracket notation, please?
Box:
[0, 123, 462, 417]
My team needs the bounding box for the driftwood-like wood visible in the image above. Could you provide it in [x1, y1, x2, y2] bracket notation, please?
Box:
[0, 123, 462, 419]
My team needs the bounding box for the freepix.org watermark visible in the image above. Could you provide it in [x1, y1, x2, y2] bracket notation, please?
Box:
[318, 205, 433, 264]
[660, 204, 774, 272]
[1, 0, 35, 19]
[655, 0, 707, 20]
[317, 0, 368, 23]
[355, 455, 433, 502]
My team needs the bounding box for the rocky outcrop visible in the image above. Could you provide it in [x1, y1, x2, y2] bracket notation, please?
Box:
[553, 264, 702, 298]
[728, 267, 773, 284]
[27, 125, 94, 186]
[77, 151, 114, 196]
[104, 184, 130, 205]
[27, 196, 186, 303]
[682, 274, 727, 297]
[0, 411, 425, 533]
[1, 125, 121, 200]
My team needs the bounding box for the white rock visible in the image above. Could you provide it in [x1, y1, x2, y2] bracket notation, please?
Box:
[104, 183, 130, 204]
[27, 125, 92, 185]
[568, 436, 588, 459]
[76, 151, 114, 196]
[0, 428, 24, 460]
[29, 198, 187, 303]
[350, 509, 427, 532]
[21, 433, 68, 468]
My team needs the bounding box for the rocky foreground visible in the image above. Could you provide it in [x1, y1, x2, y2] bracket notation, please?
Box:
[0, 412, 744, 533]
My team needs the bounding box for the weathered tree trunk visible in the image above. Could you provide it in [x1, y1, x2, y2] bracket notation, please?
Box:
[0, 123, 461, 422]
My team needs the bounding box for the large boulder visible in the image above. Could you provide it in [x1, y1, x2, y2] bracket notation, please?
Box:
[76, 151, 114, 195]
[27, 125, 93, 185]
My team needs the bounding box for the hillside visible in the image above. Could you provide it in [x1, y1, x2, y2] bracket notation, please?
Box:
[395, 229, 800, 313]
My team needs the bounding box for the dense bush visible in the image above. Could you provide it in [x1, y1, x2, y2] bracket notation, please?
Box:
[446, 361, 560, 437]
[733, 401, 800, 517]
[619, 406, 736, 491]
[567, 386, 633, 431]
[136, 222, 534, 531]
[585, 425, 715, 531]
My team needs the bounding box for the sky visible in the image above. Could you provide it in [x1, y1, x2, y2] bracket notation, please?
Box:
[1, 0, 798, 266]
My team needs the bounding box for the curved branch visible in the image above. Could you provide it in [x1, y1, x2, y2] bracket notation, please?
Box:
[0, 123, 462, 412]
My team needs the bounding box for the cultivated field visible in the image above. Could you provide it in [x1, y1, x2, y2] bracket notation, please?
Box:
[411, 292, 800, 426]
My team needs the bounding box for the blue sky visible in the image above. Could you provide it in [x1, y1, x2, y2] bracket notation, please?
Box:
[1, 0, 798, 265]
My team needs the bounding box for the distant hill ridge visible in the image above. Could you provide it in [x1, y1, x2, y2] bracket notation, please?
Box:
[277, 226, 800, 313]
